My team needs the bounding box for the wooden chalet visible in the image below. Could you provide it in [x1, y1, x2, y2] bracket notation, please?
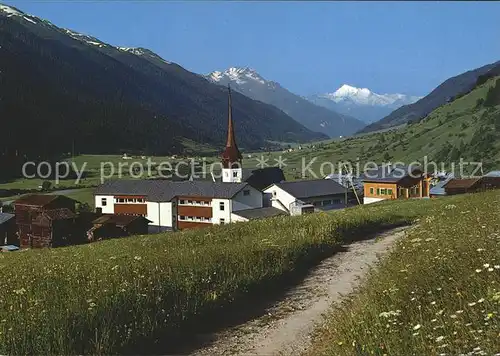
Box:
[13, 194, 77, 248]
[361, 165, 432, 204]
[87, 214, 150, 242]
[443, 176, 500, 196]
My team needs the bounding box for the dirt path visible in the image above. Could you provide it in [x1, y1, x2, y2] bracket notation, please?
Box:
[189, 227, 408, 356]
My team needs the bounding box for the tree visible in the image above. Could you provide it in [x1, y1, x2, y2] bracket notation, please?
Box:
[41, 181, 52, 192]
[76, 202, 92, 214]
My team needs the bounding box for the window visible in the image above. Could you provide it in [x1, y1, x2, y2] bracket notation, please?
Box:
[376, 188, 380, 195]
[233, 171, 238, 178]
[101, 198, 107, 206]
[370, 187, 374, 195]
[179, 199, 185, 205]
[273, 191, 277, 197]
[322, 200, 332, 206]
[381, 188, 387, 195]
[243, 190, 250, 196]
[387, 189, 393, 196]
[179, 216, 186, 220]
[220, 218, 225, 225]
[219, 202, 225, 211]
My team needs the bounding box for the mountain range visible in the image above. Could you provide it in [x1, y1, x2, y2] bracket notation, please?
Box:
[0, 3, 327, 163]
[207, 67, 365, 138]
[308, 85, 422, 123]
[1, 2, 499, 167]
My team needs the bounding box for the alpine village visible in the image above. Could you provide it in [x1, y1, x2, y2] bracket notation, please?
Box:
[1, 2, 500, 356]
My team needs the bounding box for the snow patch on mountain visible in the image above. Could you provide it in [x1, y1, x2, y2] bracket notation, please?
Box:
[0, 4, 23, 17]
[118, 47, 171, 64]
[208, 67, 268, 86]
[319, 84, 421, 108]
[0, 4, 39, 24]
[64, 29, 107, 47]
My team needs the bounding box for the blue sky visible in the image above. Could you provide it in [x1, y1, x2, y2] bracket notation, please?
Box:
[5, 1, 500, 96]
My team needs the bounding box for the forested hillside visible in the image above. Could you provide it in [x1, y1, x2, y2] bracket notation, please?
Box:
[0, 5, 326, 181]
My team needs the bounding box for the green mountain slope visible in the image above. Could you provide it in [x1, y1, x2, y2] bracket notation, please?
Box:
[258, 76, 500, 178]
[360, 60, 500, 134]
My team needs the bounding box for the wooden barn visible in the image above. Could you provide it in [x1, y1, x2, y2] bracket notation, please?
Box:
[87, 214, 150, 242]
[13, 195, 77, 248]
[443, 176, 500, 196]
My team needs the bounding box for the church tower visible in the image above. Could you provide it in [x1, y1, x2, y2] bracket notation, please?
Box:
[221, 84, 243, 183]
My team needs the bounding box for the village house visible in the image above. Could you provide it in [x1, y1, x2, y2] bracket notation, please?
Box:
[13, 194, 78, 248]
[95, 180, 263, 232]
[361, 164, 432, 204]
[443, 173, 500, 196]
[263, 179, 349, 215]
[87, 214, 151, 241]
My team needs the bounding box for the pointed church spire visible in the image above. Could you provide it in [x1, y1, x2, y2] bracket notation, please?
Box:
[221, 84, 242, 169]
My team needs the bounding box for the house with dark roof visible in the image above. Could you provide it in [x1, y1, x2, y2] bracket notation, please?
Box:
[87, 214, 151, 242]
[12, 194, 78, 248]
[443, 175, 500, 196]
[361, 164, 432, 204]
[95, 180, 263, 231]
[263, 179, 349, 214]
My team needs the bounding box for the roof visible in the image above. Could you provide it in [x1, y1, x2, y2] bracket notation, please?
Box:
[0, 245, 19, 252]
[92, 214, 151, 227]
[0, 213, 14, 225]
[272, 179, 347, 199]
[42, 208, 76, 221]
[232, 207, 287, 220]
[95, 180, 249, 202]
[361, 165, 423, 183]
[244, 167, 286, 191]
[430, 174, 455, 196]
[13, 194, 74, 207]
[443, 178, 481, 190]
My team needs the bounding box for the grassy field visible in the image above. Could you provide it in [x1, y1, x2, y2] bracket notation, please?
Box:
[0, 194, 461, 355]
[308, 190, 500, 355]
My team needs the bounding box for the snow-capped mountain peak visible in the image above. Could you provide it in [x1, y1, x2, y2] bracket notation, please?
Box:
[208, 67, 267, 85]
[308, 85, 422, 123]
[320, 84, 421, 108]
[335, 84, 372, 97]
